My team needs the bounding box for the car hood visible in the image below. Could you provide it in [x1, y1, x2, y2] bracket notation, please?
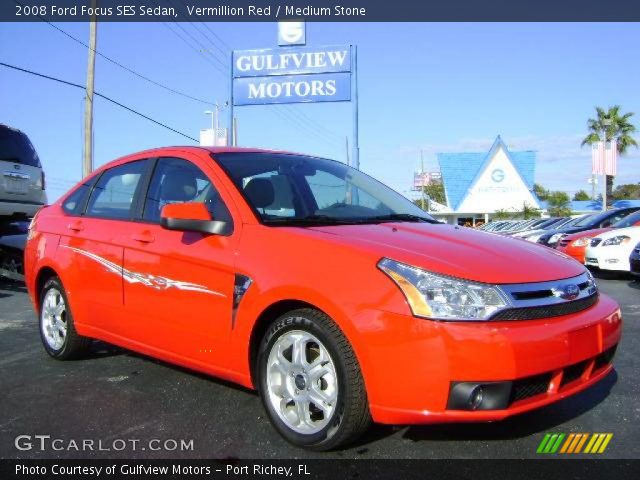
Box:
[305, 223, 585, 284]
[593, 225, 640, 240]
[563, 227, 612, 241]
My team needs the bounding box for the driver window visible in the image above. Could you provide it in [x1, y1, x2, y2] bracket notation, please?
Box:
[142, 157, 232, 227]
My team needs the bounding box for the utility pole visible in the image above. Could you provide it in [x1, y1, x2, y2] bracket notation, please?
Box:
[420, 149, 426, 211]
[82, 0, 97, 178]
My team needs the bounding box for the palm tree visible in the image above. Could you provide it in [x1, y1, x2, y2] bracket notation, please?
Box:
[581, 105, 638, 204]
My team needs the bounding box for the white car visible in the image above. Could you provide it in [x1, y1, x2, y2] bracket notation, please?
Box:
[584, 226, 640, 271]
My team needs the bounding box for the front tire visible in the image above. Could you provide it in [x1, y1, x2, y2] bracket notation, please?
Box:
[257, 308, 371, 450]
[39, 277, 90, 359]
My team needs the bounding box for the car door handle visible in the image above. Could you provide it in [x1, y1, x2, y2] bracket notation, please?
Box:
[132, 231, 155, 243]
[67, 221, 84, 232]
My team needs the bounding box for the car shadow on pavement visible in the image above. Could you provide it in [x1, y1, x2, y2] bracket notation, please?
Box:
[397, 370, 617, 443]
[590, 269, 634, 281]
[628, 279, 640, 290]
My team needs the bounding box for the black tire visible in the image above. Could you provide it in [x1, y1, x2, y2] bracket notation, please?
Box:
[39, 276, 91, 360]
[257, 308, 371, 450]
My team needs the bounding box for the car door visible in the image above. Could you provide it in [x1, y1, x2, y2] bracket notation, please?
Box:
[120, 155, 237, 367]
[57, 159, 149, 334]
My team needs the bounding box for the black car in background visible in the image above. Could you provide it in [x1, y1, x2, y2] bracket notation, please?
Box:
[0, 218, 28, 281]
[536, 207, 640, 247]
[630, 241, 640, 277]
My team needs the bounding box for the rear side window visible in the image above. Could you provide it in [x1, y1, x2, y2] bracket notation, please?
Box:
[86, 161, 147, 220]
[0, 126, 41, 167]
[62, 183, 91, 215]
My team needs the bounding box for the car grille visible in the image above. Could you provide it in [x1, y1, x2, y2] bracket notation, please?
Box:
[560, 360, 588, 387]
[507, 345, 617, 406]
[590, 238, 603, 247]
[594, 345, 617, 371]
[510, 373, 552, 403]
[494, 271, 598, 321]
[490, 294, 598, 321]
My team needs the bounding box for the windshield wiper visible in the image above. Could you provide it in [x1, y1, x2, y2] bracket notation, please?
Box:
[263, 215, 360, 226]
[366, 213, 440, 224]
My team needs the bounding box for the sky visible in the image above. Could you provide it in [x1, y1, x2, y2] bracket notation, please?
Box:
[1, 21, 639, 202]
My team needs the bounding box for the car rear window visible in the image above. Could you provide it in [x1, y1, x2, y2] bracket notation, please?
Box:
[0, 126, 41, 168]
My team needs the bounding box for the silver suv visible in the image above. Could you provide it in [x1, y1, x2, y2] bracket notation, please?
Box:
[0, 125, 47, 218]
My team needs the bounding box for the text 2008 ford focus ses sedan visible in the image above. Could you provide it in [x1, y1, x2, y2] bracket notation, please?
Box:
[24, 147, 622, 450]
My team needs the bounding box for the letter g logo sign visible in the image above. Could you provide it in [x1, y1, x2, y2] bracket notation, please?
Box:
[491, 169, 505, 183]
[278, 21, 306, 46]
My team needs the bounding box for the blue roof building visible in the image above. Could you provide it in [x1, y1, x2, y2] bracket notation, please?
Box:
[436, 136, 540, 224]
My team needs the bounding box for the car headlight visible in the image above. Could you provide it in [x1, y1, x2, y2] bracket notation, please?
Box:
[525, 233, 543, 242]
[602, 235, 631, 246]
[378, 258, 508, 321]
[572, 237, 591, 247]
[549, 233, 566, 244]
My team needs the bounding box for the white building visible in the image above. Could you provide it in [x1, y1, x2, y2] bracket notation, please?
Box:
[434, 136, 540, 225]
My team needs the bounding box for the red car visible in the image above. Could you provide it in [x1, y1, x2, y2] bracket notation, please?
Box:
[24, 147, 622, 450]
[556, 210, 640, 263]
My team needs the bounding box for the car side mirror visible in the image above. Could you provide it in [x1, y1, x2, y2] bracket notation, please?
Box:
[160, 202, 229, 235]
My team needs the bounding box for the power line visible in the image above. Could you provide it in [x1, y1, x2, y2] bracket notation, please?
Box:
[1, 62, 198, 143]
[13, 0, 212, 106]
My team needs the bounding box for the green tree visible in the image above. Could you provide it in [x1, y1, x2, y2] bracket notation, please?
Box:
[413, 181, 446, 210]
[533, 183, 550, 201]
[493, 209, 511, 220]
[546, 191, 573, 217]
[513, 202, 542, 219]
[573, 190, 591, 201]
[581, 105, 638, 204]
[611, 183, 640, 200]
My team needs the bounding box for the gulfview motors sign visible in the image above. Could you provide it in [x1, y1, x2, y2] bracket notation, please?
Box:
[232, 45, 352, 105]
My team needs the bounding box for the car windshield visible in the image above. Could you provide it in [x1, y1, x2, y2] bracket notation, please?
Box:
[214, 152, 438, 226]
[613, 211, 640, 228]
[573, 211, 614, 227]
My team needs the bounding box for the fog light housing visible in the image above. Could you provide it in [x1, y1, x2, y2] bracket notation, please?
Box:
[447, 381, 512, 410]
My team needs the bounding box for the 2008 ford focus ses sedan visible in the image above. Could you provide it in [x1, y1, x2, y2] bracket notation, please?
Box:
[24, 147, 622, 450]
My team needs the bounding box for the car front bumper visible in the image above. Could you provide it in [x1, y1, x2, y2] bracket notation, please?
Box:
[357, 294, 622, 425]
[585, 245, 633, 271]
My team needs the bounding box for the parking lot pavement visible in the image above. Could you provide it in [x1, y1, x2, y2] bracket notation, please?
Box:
[0, 276, 638, 460]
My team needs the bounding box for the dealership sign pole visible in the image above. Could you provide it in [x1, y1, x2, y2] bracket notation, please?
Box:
[228, 23, 359, 169]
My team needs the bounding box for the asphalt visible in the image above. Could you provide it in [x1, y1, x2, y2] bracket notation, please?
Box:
[0, 274, 638, 460]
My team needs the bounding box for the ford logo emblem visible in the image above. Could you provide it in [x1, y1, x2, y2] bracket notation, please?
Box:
[556, 284, 580, 301]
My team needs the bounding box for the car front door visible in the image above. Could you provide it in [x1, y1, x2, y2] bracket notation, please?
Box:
[120, 155, 237, 367]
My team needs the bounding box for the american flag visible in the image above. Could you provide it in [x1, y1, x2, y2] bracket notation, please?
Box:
[592, 139, 617, 176]
[605, 138, 618, 176]
[592, 141, 605, 175]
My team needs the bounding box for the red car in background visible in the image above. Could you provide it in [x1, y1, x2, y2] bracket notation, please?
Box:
[557, 210, 640, 263]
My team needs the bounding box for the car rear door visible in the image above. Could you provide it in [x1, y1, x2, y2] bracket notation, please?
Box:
[120, 154, 238, 366]
[57, 159, 149, 335]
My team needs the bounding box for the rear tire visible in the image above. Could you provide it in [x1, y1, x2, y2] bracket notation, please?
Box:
[257, 308, 371, 450]
[39, 277, 91, 360]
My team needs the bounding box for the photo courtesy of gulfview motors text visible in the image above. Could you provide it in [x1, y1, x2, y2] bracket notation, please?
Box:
[1, 1, 639, 479]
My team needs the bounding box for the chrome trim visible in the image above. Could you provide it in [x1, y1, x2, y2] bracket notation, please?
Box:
[497, 271, 597, 309]
[3, 171, 30, 180]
